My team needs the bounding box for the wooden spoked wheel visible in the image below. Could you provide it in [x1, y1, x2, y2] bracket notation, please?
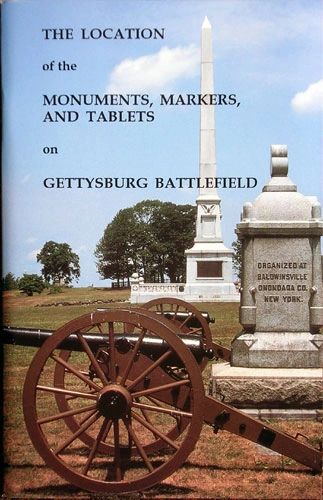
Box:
[53, 310, 193, 455]
[141, 297, 213, 371]
[23, 309, 204, 494]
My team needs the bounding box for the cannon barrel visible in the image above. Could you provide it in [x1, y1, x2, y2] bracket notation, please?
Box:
[2, 308, 214, 363]
[2, 326, 207, 364]
[3, 326, 106, 350]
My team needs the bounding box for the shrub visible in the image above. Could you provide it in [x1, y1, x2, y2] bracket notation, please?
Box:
[18, 274, 45, 296]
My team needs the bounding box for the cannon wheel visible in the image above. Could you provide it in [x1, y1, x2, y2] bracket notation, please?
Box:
[23, 309, 204, 494]
[53, 298, 212, 453]
[141, 297, 213, 371]
[53, 309, 193, 455]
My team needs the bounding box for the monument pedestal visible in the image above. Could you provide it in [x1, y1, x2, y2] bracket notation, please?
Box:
[210, 146, 323, 420]
[211, 363, 322, 417]
[231, 331, 323, 368]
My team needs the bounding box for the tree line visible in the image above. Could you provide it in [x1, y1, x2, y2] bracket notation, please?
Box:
[2, 200, 242, 294]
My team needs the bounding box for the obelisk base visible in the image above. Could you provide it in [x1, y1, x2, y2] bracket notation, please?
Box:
[211, 363, 323, 419]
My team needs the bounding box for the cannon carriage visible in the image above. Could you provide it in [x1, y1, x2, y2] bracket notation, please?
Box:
[3, 298, 322, 494]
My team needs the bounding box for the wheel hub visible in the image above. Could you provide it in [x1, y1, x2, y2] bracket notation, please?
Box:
[97, 384, 132, 419]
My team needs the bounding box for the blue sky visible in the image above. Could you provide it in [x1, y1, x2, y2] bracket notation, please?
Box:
[2, 0, 322, 286]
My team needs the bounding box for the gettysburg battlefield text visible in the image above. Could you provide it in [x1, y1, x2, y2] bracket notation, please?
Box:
[43, 177, 257, 189]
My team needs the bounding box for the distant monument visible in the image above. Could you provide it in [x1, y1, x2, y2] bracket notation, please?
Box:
[130, 17, 238, 303]
[212, 145, 323, 417]
[185, 17, 237, 302]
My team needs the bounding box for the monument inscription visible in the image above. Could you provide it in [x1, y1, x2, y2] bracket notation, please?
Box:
[253, 238, 311, 331]
[197, 261, 222, 278]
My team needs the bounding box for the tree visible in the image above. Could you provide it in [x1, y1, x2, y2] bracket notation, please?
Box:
[2, 272, 19, 290]
[146, 201, 196, 282]
[95, 200, 196, 284]
[37, 241, 80, 285]
[232, 238, 242, 280]
[19, 273, 45, 296]
[127, 200, 166, 282]
[95, 208, 135, 287]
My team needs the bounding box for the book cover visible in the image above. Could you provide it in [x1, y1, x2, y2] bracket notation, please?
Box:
[2, 0, 322, 498]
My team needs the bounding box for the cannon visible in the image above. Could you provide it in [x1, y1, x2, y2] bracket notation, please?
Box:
[3, 298, 322, 494]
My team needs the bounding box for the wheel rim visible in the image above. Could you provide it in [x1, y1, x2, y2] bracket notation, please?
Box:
[142, 297, 213, 371]
[23, 309, 204, 494]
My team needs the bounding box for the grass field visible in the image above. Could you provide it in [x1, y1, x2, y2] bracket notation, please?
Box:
[2, 288, 322, 499]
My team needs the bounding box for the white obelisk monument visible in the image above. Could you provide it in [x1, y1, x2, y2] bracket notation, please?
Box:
[130, 17, 238, 303]
[185, 17, 238, 301]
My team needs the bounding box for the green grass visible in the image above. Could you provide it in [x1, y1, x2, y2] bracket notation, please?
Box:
[3, 289, 239, 347]
[3, 287, 130, 330]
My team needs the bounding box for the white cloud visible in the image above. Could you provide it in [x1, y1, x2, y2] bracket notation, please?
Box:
[291, 79, 323, 113]
[107, 45, 199, 93]
[27, 249, 40, 261]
